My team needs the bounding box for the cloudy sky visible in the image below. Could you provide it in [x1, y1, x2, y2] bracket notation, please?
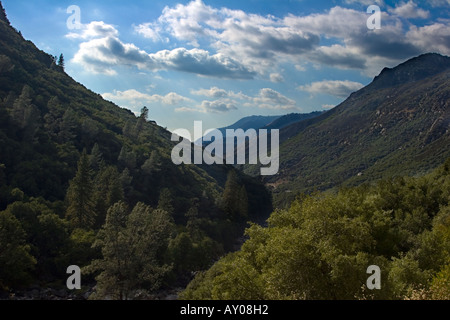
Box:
[3, 0, 450, 132]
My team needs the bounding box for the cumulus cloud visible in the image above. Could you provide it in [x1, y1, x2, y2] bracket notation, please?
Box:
[152, 48, 255, 79]
[102, 89, 192, 107]
[253, 88, 297, 110]
[71, 1, 447, 79]
[406, 23, 450, 56]
[428, 0, 450, 6]
[270, 73, 284, 83]
[73, 37, 153, 75]
[191, 87, 229, 98]
[343, 0, 385, 5]
[174, 106, 203, 113]
[66, 21, 119, 39]
[198, 100, 237, 113]
[72, 33, 255, 78]
[298, 80, 364, 98]
[190, 86, 297, 111]
[135, 0, 320, 74]
[389, 1, 430, 19]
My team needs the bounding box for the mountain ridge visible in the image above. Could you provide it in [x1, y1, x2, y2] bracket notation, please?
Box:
[242, 52, 450, 207]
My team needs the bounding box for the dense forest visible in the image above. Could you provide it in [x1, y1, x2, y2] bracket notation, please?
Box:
[0, 4, 272, 299]
[182, 158, 450, 300]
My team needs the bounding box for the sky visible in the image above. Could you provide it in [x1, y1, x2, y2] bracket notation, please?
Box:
[2, 0, 450, 134]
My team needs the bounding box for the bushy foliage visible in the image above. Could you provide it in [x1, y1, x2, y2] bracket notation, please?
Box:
[182, 159, 450, 300]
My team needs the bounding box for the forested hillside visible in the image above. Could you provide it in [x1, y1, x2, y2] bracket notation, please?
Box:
[0, 4, 272, 298]
[183, 158, 450, 300]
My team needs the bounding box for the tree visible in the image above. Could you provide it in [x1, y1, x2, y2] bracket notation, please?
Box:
[89, 143, 104, 171]
[134, 106, 149, 139]
[118, 146, 136, 170]
[58, 54, 65, 71]
[0, 211, 36, 290]
[59, 107, 78, 143]
[141, 150, 162, 175]
[238, 185, 249, 219]
[158, 188, 174, 216]
[0, 2, 10, 25]
[66, 150, 96, 229]
[93, 166, 124, 228]
[88, 202, 173, 300]
[222, 170, 246, 220]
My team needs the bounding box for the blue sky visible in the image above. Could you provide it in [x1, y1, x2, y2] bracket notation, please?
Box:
[2, 0, 450, 133]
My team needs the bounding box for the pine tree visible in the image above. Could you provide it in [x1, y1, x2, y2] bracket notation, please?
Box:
[238, 185, 249, 219]
[59, 108, 78, 143]
[118, 146, 136, 170]
[141, 150, 162, 175]
[58, 54, 65, 71]
[93, 166, 124, 228]
[158, 188, 174, 216]
[90, 143, 104, 171]
[134, 106, 149, 139]
[222, 170, 240, 220]
[66, 150, 96, 228]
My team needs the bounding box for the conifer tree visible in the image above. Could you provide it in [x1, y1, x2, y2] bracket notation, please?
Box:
[66, 150, 96, 228]
[238, 185, 249, 219]
[58, 54, 65, 71]
[158, 188, 174, 216]
[222, 170, 240, 220]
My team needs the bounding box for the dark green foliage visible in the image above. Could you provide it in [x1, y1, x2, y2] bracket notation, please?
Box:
[0, 210, 36, 289]
[221, 170, 249, 221]
[57, 54, 64, 71]
[87, 202, 174, 299]
[65, 150, 96, 228]
[182, 158, 450, 300]
[0, 1, 9, 25]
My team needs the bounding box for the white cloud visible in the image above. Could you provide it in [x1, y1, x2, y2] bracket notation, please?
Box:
[102, 89, 192, 107]
[191, 87, 229, 98]
[270, 73, 284, 83]
[389, 1, 430, 19]
[406, 23, 450, 55]
[190, 86, 297, 111]
[428, 0, 450, 7]
[253, 88, 297, 110]
[72, 1, 444, 79]
[198, 100, 237, 113]
[343, 0, 385, 5]
[175, 106, 203, 113]
[66, 21, 119, 39]
[72, 37, 155, 75]
[135, 0, 319, 74]
[298, 80, 364, 98]
[72, 34, 255, 78]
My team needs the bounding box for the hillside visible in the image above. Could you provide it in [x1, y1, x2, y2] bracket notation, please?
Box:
[262, 111, 323, 131]
[244, 53, 450, 207]
[182, 157, 450, 300]
[0, 2, 272, 297]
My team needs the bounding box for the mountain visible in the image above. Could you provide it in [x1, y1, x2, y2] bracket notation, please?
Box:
[196, 114, 281, 146]
[243, 53, 450, 207]
[262, 111, 324, 131]
[220, 115, 282, 132]
[0, 2, 272, 294]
